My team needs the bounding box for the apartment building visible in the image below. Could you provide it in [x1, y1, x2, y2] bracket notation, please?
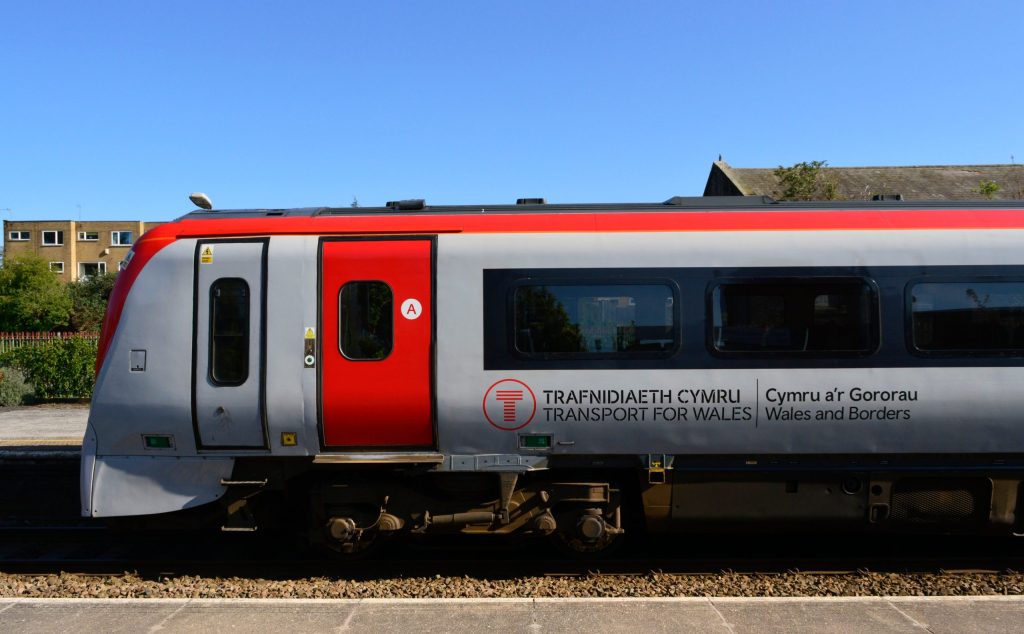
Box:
[3, 220, 164, 282]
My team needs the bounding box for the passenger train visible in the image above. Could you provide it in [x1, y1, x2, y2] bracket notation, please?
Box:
[83, 195, 1024, 552]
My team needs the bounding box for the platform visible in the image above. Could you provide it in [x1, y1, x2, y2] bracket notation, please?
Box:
[0, 596, 1022, 633]
[0, 405, 87, 456]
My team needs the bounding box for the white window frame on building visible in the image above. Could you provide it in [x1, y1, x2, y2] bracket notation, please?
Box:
[111, 231, 133, 246]
[49, 262, 65, 273]
[41, 230, 64, 246]
[8, 231, 29, 241]
[79, 262, 107, 279]
[78, 231, 99, 241]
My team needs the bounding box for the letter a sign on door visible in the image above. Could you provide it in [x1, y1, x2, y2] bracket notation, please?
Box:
[401, 298, 422, 320]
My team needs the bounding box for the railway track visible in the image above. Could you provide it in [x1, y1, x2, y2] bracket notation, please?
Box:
[2, 535, 1023, 600]
[2, 523, 1023, 577]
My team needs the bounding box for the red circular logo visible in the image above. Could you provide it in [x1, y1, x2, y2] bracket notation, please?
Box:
[482, 379, 537, 431]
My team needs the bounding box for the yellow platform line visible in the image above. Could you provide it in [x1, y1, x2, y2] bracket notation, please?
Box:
[0, 438, 81, 446]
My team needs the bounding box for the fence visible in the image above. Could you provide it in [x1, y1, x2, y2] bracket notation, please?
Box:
[0, 332, 100, 354]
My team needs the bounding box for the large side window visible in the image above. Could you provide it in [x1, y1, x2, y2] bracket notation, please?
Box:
[911, 281, 1024, 353]
[712, 279, 877, 354]
[210, 278, 249, 385]
[339, 281, 393, 360]
[514, 283, 676, 357]
[41, 230, 63, 246]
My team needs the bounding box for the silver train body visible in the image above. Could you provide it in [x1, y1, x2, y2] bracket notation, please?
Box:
[81, 199, 1024, 549]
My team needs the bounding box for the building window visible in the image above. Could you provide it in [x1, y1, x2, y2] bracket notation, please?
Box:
[41, 230, 63, 246]
[712, 279, 877, 354]
[78, 231, 99, 241]
[49, 262, 64, 273]
[210, 278, 249, 385]
[8, 231, 29, 241]
[911, 280, 1024, 353]
[514, 283, 676, 357]
[78, 262, 107, 279]
[339, 281, 393, 360]
[111, 231, 133, 246]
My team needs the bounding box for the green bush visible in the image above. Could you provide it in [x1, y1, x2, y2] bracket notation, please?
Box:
[0, 337, 97, 399]
[0, 366, 33, 407]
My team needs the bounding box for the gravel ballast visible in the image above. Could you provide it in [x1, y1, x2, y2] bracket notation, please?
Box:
[2, 571, 1023, 599]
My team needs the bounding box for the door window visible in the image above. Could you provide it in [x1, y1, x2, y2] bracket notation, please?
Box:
[339, 281, 393, 360]
[210, 278, 250, 385]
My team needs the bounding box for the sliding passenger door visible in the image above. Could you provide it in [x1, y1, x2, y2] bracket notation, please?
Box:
[193, 239, 267, 449]
[320, 237, 435, 449]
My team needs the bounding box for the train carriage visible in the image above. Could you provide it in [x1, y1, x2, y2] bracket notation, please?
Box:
[82, 196, 1024, 552]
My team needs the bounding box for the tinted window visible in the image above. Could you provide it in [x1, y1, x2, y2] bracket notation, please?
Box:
[210, 278, 249, 385]
[112, 231, 133, 245]
[712, 279, 876, 353]
[514, 284, 676, 356]
[911, 281, 1024, 352]
[339, 281, 393, 360]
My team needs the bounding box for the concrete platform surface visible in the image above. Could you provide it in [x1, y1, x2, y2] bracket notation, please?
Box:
[0, 404, 88, 444]
[1, 596, 1023, 633]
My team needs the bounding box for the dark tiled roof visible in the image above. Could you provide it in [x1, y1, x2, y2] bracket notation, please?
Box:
[706, 161, 1024, 201]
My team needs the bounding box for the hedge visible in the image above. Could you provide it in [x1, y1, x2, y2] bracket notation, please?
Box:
[0, 336, 97, 399]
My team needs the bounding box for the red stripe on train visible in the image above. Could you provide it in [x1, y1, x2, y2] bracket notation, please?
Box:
[94, 207, 1024, 376]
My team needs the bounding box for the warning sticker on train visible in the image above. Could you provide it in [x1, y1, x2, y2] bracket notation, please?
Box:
[200, 245, 214, 263]
[483, 379, 537, 431]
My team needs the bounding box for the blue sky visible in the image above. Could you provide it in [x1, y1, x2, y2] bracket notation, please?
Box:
[1, 1, 1021, 221]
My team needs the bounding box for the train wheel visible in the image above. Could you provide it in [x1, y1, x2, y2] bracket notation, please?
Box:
[550, 508, 625, 556]
[318, 515, 383, 559]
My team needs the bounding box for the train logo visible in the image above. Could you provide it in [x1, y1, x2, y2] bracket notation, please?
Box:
[482, 378, 537, 431]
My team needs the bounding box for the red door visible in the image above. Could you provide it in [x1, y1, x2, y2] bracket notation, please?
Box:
[320, 238, 434, 448]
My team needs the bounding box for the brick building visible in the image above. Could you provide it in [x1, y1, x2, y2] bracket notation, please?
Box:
[3, 220, 164, 282]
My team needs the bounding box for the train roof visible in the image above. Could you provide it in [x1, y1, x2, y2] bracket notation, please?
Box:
[178, 195, 1024, 221]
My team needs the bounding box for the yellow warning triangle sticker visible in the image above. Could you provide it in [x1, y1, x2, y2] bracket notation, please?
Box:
[304, 327, 315, 339]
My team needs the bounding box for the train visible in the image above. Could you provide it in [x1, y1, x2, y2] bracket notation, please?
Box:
[82, 195, 1024, 553]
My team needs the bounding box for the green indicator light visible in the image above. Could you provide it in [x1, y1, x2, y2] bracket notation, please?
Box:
[520, 435, 551, 449]
[144, 435, 173, 449]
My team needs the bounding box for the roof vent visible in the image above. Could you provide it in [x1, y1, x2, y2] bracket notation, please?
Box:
[385, 199, 426, 211]
[516, 198, 546, 205]
[871, 194, 904, 202]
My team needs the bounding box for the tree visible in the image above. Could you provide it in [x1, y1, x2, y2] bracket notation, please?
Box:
[773, 161, 840, 201]
[973, 180, 1001, 199]
[0, 255, 72, 331]
[67, 272, 118, 332]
